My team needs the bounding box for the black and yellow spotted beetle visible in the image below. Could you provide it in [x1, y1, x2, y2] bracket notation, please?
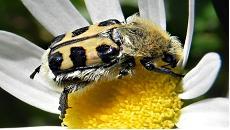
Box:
[30, 14, 184, 119]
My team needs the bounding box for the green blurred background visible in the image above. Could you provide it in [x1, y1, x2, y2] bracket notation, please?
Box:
[0, 0, 228, 128]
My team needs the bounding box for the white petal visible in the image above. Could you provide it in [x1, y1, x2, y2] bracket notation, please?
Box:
[181, 0, 195, 67]
[21, 0, 89, 36]
[180, 53, 221, 99]
[1, 126, 65, 130]
[84, 0, 124, 23]
[138, 0, 166, 29]
[0, 31, 60, 114]
[176, 98, 229, 128]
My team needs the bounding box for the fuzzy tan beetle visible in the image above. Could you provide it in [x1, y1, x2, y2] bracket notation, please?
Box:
[30, 14, 183, 119]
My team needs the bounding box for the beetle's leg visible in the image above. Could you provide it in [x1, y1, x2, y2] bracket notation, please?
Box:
[59, 86, 70, 120]
[117, 55, 136, 79]
[59, 82, 89, 120]
[30, 65, 41, 79]
[140, 57, 184, 77]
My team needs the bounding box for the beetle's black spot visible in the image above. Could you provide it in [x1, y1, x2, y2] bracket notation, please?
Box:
[96, 44, 119, 63]
[50, 34, 65, 48]
[48, 52, 63, 75]
[70, 47, 86, 67]
[52, 34, 65, 43]
[98, 19, 121, 26]
[72, 26, 89, 37]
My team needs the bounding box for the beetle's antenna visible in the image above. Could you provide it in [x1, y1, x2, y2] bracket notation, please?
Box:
[30, 65, 41, 79]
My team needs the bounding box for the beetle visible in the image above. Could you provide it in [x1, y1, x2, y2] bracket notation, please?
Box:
[30, 15, 183, 119]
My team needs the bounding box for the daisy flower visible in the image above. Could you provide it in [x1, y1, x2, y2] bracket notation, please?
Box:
[0, 0, 228, 129]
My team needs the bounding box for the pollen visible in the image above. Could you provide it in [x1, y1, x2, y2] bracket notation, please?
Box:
[63, 63, 183, 128]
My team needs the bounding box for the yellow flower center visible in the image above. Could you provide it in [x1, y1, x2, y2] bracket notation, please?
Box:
[63, 63, 183, 128]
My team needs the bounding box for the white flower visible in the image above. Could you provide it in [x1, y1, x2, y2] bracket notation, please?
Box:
[0, 0, 228, 128]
